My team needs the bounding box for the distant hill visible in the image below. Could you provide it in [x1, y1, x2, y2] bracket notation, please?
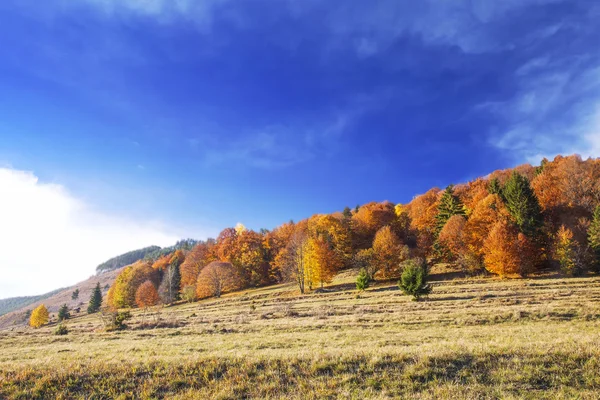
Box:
[95, 246, 161, 274]
[95, 240, 200, 274]
[0, 288, 65, 317]
[0, 268, 123, 330]
[143, 239, 199, 261]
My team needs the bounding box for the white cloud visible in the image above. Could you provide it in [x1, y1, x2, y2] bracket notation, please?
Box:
[488, 61, 600, 163]
[0, 168, 180, 298]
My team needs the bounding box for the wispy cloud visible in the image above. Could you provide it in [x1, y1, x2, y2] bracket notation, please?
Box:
[189, 112, 352, 169]
[486, 58, 600, 163]
[0, 168, 181, 298]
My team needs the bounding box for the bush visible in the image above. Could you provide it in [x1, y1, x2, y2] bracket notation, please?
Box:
[356, 268, 370, 291]
[99, 309, 132, 331]
[54, 324, 69, 335]
[181, 285, 197, 303]
[398, 258, 431, 301]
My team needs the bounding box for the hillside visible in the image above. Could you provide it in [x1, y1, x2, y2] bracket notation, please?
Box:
[0, 288, 65, 317]
[1, 268, 599, 398]
[0, 268, 122, 330]
[95, 245, 161, 274]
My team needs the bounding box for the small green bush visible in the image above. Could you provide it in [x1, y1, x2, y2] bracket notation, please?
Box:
[356, 268, 370, 291]
[101, 310, 132, 332]
[398, 258, 431, 301]
[54, 324, 69, 336]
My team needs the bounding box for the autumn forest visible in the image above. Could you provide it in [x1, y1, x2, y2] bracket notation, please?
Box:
[101, 155, 600, 311]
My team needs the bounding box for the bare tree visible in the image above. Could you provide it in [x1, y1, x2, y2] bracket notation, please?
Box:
[280, 232, 309, 294]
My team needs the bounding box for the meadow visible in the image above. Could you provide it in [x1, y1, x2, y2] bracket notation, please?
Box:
[1, 268, 600, 399]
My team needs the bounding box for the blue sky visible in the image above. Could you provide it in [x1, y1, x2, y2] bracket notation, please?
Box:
[1, 1, 600, 295]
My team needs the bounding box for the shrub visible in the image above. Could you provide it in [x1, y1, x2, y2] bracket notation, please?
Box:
[99, 309, 132, 331]
[356, 268, 370, 291]
[54, 324, 69, 335]
[181, 285, 197, 303]
[398, 258, 431, 301]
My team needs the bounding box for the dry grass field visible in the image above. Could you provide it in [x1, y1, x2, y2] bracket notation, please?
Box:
[1, 268, 600, 399]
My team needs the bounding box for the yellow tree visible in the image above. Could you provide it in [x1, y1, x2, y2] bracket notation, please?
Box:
[371, 225, 410, 280]
[555, 225, 581, 276]
[30, 304, 49, 328]
[304, 236, 343, 289]
[108, 260, 159, 309]
[276, 230, 310, 293]
[308, 214, 352, 263]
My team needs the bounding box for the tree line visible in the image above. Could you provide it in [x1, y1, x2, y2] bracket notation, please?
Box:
[101, 154, 600, 310]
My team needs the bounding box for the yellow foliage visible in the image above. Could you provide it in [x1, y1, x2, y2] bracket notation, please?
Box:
[30, 304, 49, 328]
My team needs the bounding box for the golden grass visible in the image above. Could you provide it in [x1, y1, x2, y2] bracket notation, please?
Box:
[1, 271, 600, 399]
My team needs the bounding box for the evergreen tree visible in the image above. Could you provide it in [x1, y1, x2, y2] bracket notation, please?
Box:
[398, 259, 432, 301]
[87, 283, 103, 314]
[356, 268, 370, 291]
[535, 157, 549, 176]
[58, 304, 70, 321]
[502, 172, 543, 237]
[342, 207, 352, 219]
[588, 205, 600, 273]
[71, 289, 79, 301]
[488, 178, 503, 196]
[435, 185, 466, 234]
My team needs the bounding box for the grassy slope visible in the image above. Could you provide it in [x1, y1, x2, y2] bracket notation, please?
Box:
[0, 268, 122, 330]
[1, 268, 599, 399]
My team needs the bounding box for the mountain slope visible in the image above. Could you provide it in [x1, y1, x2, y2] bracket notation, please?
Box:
[0, 288, 65, 317]
[0, 268, 123, 330]
[96, 246, 161, 274]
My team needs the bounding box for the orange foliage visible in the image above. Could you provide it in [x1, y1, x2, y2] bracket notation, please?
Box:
[151, 255, 171, 271]
[180, 242, 213, 288]
[463, 194, 509, 259]
[371, 225, 409, 279]
[351, 202, 398, 249]
[196, 262, 243, 299]
[135, 280, 159, 309]
[108, 260, 159, 309]
[405, 188, 441, 255]
[438, 215, 467, 257]
[483, 220, 535, 277]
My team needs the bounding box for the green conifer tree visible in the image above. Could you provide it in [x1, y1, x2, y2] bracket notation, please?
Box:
[87, 283, 103, 314]
[356, 268, 370, 291]
[398, 259, 432, 301]
[588, 205, 600, 273]
[342, 207, 352, 219]
[488, 178, 503, 196]
[502, 172, 543, 237]
[435, 185, 466, 234]
[58, 304, 70, 322]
